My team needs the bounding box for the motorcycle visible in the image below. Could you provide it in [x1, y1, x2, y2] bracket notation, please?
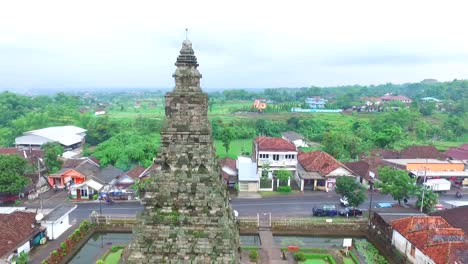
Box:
[455, 190, 463, 199]
[105, 198, 115, 205]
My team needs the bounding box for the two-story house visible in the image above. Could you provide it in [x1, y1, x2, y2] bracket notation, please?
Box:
[252, 136, 298, 180]
[305, 96, 327, 109]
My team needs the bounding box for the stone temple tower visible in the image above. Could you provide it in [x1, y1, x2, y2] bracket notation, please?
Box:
[127, 40, 240, 263]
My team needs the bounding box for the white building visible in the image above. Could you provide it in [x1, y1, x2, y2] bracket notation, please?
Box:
[40, 204, 77, 240]
[281, 131, 309, 148]
[237, 156, 259, 192]
[253, 136, 298, 178]
[15, 126, 86, 150]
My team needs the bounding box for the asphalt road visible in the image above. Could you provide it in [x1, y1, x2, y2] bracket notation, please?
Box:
[56, 191, 468, 223]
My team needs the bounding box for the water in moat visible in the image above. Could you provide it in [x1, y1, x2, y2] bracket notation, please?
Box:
[68, 232, 132, 264]
[68, 233, 261, 263]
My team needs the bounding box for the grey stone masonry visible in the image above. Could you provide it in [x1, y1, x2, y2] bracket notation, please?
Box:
[127, 40, 240, 264]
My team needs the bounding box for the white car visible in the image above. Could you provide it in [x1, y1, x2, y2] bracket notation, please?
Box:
[340, 196, 349, 207]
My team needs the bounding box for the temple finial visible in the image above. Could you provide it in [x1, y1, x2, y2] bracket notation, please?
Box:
[185, 28, 189, 40]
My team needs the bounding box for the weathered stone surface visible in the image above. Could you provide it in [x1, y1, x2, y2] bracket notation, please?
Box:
[127, 40, 240, 263]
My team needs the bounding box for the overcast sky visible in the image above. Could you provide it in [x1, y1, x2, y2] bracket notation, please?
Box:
[1, 0, 468, 91]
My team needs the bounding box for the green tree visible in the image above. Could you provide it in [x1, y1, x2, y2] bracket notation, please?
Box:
[220, 126, 234, 154]
[415, 187, 439, 213]
[275, 169, 291, 185]
[419, 101, 437, 116]
[376, 167, 417, 204]
[0, 154, 30, 194]
[335, 177, 366, 210]
[42, 142, 64, 174]
[93, 132, 159, 171]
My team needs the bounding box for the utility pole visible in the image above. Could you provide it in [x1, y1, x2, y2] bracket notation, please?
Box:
[368, 181, 374, 224]
[420, 159, 428, 213]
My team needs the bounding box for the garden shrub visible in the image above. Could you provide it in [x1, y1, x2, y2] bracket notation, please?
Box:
[249, 250, 259, 261]
[349, 251, 360, 264]
[294, 252, 306, 261]
[277, 186, 292, 192]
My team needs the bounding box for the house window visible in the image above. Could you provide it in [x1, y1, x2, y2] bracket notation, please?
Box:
[285, 154, 295, 159]
[260, 154, 269, 159]
[80, 189, 88, 197]
[410, 245, 415, 257]
[273, 154, 279, 161]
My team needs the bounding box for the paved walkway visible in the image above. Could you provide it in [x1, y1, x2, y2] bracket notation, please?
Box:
[259, 230, 289, 264]
[28, 223, 79, 264]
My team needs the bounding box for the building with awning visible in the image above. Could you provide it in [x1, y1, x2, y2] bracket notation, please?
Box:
[297, 151, 357, 192]
[69, 179, 104, 200]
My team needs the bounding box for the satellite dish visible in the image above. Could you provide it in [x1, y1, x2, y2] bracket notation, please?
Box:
[35, 213, 44, 221]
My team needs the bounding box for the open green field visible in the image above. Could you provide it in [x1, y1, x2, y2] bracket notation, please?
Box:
[214, 139, 252, 159]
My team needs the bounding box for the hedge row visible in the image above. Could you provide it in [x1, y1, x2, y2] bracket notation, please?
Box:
[41, 220, 93, 264]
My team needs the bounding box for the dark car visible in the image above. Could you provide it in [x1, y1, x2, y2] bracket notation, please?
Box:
[312, 205, 338, 217]
[339, 207, 363, 217]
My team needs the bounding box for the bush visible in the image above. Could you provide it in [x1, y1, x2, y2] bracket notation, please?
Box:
[95, 259, 104, 264]
[294, 252, 306, 261]
[277, 186, 292, 193]
[249, 250, 259, 261]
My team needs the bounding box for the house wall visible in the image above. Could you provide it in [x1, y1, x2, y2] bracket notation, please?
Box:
[257, 151, 297, 167]
[239, 181, 258, 192]
[392, 230, 435, 264]
[327, 167, 354, 177]
[62, 170, 86, 185]
[406, 163, 464, 172]
[44, 214, 71, 240]
[16, 240, 31, 254]
[292, 139, 308, 148]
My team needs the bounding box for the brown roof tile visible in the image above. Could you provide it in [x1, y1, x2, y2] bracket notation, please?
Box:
[391, 216, 452, 235]
[430, 206, 468, 234]
[254, 136, 296, 152]
[344, 161, 370, 179]
[391, 216, 468, 264]
[298, 151, 351, 176]
[126, 166, 147, 179]
[400, 145, 446, 159]
[219, 157, 237, 181]
[444, 147, 468, 160]
[0, 211, 39, 257]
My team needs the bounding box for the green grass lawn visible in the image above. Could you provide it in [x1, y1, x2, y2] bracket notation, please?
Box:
[214, 139, 252, 159]
[103, 249, 123, 264]
[343, 257, 355, 264]
[300, 259, 328, 264]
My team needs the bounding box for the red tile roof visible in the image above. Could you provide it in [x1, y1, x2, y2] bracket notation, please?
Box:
[365, 149, 400, 159]
[430, 206, 468, 234]
[344, 161, 370, 179]
[219, 157, 237, 181]
[460, 144, 468, 151]
[444, 146, 468, 160]
[380, 95, 412, 102]
[400, 145, 446, 159]
[391, 216, 468, 264]
[0, 211, 39, 257]
[298, 151, 352, 176]
[254, 136, 296, 152]
[0, 148, 18, 154]
[126, 166, 147, 179]
[392, 216, 452, 235]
